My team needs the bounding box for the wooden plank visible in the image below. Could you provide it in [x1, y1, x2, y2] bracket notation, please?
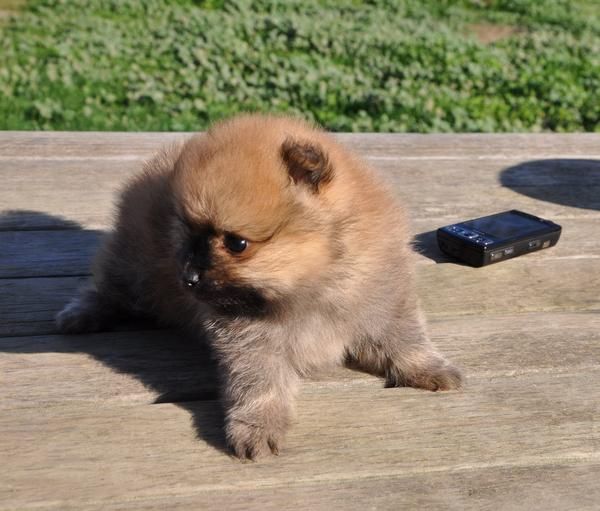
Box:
[0, 159, 138, 231]
[87, 462, 600, 511]
[2, 254, 598, 337]
[1, 216, 598, 278]
[377, 157, 600, 222]
[1, 132, 600, 159]
[2, 157, 599, 231]
[428, 311, 600, 377]
[0, 371, 598, 509]
[1, 312, 598, 410]
[418, 257, 600, 317]
[0, 132, 184, 159]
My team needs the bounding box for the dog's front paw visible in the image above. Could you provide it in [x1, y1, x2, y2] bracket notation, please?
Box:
[402, 360, 463, 392]
[416, 362, 463, 391]
[386, 357, 463, 392]
[226, 417, 286, 460]
[55, 297, 103, 334]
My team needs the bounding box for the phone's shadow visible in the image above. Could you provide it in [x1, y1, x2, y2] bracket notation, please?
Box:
[412, 230, 470, 266]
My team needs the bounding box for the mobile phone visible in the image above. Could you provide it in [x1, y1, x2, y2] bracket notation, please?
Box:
[437, 210, 562, 267]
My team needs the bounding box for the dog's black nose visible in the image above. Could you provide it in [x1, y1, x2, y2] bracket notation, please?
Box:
[182, 265, 201, 288]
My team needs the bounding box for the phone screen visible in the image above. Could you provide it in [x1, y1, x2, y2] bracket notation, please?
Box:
[461, 212, 544, 239]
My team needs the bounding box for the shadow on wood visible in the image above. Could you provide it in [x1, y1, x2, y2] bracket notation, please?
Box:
[0, 209, 85, 231]
[411, 231, 470, 266]
[411, 231, 446, 264]
[500, 159, 600, 211]
[0, 210, 229, 455]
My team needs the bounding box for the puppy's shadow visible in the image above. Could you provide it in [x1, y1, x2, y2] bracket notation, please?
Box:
[0, 210, 229, 455]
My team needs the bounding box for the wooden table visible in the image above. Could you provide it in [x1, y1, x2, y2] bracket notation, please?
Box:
[1, 132, 599, 510]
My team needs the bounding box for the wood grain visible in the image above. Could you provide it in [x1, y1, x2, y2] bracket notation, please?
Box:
[418, 258, 600, 317]
[85, 462, 600, 511]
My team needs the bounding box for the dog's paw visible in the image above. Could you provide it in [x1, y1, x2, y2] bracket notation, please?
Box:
[226, 418, 285, 460]
[387, 358, 463, 392]
[404, 361, 463, 392]
[55, 297, 104, 334]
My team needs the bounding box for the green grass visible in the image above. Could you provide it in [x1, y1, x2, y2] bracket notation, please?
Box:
[0, 0, 598, 132]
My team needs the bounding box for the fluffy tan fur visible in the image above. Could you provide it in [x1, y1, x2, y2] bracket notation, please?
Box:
[56, 114, 462, 459]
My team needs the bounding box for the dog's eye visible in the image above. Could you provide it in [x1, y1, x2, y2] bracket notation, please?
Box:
[224, 233, 248, 254]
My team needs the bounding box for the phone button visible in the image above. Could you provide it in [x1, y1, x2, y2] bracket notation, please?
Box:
[490, 251, 503, 261]
[528, 240, 541, 249]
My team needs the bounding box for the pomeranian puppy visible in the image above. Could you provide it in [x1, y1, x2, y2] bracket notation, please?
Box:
[56, 114, 462, 459]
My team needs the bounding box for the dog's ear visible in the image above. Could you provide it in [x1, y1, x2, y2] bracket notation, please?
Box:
[280, 138, 333, 192]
